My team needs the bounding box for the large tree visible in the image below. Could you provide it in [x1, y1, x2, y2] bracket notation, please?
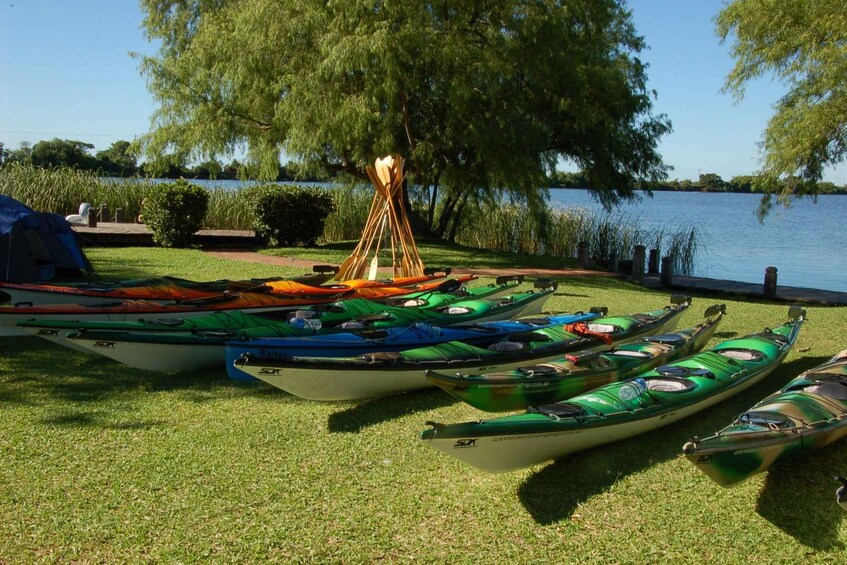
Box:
[717, 0, 847, 212]
[138, 0, 671, 236]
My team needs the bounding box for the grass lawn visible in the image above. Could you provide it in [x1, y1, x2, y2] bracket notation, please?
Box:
[2, 247, 846, 562]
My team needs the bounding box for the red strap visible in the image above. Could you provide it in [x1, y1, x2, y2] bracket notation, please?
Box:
[563, 322, 614, 345]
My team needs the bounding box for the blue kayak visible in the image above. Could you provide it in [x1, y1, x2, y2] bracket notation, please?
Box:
[225, 309, 606, 382]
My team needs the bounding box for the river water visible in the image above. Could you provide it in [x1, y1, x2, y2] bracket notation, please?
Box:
[548, 189, 845, 293]
[170, 179, 845, 293]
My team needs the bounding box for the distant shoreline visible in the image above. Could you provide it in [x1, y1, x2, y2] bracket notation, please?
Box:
[549, 185, 847, 195]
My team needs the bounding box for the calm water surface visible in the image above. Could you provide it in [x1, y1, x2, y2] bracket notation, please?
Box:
[549, 190, 846, 293]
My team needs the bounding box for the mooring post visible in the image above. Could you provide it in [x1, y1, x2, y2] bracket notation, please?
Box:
[608, 253, 619, 273]
[648, 249, 659, 274]
[99, 204, 110, 223]
[660, 256, 673, 288]
[632, 245, 646, 284]
[577, 241, 589, 268]
[115, 208, 125, 223]
[763, 266, 778, 299]
[87, 208, 97, 228]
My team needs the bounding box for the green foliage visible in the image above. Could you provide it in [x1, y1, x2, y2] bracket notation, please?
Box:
[717, 0, 847, 212]
[137, 0, 672, 234]
[246, 184, 335, 247]
[142, 179, 209, 247]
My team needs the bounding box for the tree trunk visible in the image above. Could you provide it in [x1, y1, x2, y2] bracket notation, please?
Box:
[446, 192, 470, 241]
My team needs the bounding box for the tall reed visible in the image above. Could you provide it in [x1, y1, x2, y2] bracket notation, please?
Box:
[453, 203, 700, 275]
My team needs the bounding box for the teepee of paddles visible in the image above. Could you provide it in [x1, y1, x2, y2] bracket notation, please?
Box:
[335, 156, 425, 281]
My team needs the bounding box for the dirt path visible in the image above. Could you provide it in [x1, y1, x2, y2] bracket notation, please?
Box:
[203, 249, 619, 279]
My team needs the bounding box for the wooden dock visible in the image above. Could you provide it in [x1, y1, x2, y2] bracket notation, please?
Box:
[643, 274, 847, 306]
[73, 223, 258, 248]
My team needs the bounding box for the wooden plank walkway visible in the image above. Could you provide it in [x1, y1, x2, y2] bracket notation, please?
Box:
[73, 223, 257, 247]
[643, 274, 847, 306]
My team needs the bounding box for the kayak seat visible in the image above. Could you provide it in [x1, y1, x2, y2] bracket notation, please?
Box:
[499, 332, 553, 343]
[530, 402, 588, 421]
[488, 341, 525, 352]
[443, 306, 474, 315]
[804, 381, 847, 401]
[656, 365, 715, 379]
[519, 364, 565, 377]
[520, 317, 549, 325]
[496, 297, 516, 305]
[738, 410, 794, 429]
[749, 330, 790, 345]
[644, 377, 696, 393]
[715, 348, 766, 362]
[360, 351, 404, 363]
[643, 333, 685, 345]
[402, 298, 427, 307]
[353, 329, 390, 340]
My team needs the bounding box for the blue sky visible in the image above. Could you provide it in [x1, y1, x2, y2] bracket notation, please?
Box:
[1, 1, 844, 184]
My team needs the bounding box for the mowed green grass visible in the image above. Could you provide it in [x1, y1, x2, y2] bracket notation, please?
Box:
[2, 247, 846, 562]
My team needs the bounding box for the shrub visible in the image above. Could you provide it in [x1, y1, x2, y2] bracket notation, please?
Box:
[142, 180, 209, 247]
[247, 184, 335, 247]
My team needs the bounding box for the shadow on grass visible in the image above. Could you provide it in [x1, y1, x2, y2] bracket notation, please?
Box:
[755, 425, 847, 550]
[327, 388, 457, 433]
[40, 410, 167, 430]
[517, 356, 826, 526]
[0, 337, 272, 405]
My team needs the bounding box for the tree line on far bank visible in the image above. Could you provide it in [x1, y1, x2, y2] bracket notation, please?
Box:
[0, 138, 330, 182]
[551, 170, 847, 195]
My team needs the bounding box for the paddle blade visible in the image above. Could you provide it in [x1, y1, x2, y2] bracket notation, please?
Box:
[368, 255, 379, 280]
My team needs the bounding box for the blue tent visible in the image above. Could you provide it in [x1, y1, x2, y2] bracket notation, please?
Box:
[0, 195, 94, 282]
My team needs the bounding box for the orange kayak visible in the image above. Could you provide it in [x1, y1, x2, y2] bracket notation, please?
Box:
[0, 267, 339, 306]
[261, 271, 457, 297]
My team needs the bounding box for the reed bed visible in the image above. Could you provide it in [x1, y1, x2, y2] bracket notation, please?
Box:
[454, 203, 700, 275]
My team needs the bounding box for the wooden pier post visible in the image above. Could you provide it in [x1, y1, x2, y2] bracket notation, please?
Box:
[660, 256, 673, 288]
[87, 208, 97, 228]
[577, 241, 589, 268]
[632, 245, 646, 284]
[115, 208, 125, 223]
[648, 249, 659, 274]
[763, 266, 778, 299]
[99, 204, 110, 223]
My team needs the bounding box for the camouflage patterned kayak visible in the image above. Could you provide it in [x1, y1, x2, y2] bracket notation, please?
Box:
[683, 350, 847, 487]
[426, 304, 726, 412]
[421, 306, 805, 472]
[233, 296, 692, 401]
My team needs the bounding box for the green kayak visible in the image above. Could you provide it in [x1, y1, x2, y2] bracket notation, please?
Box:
[421, 306, 805, 472]
[426, 304, 726, 412]
[683, 349, 847, 487]
[234, 296, 692, 401]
